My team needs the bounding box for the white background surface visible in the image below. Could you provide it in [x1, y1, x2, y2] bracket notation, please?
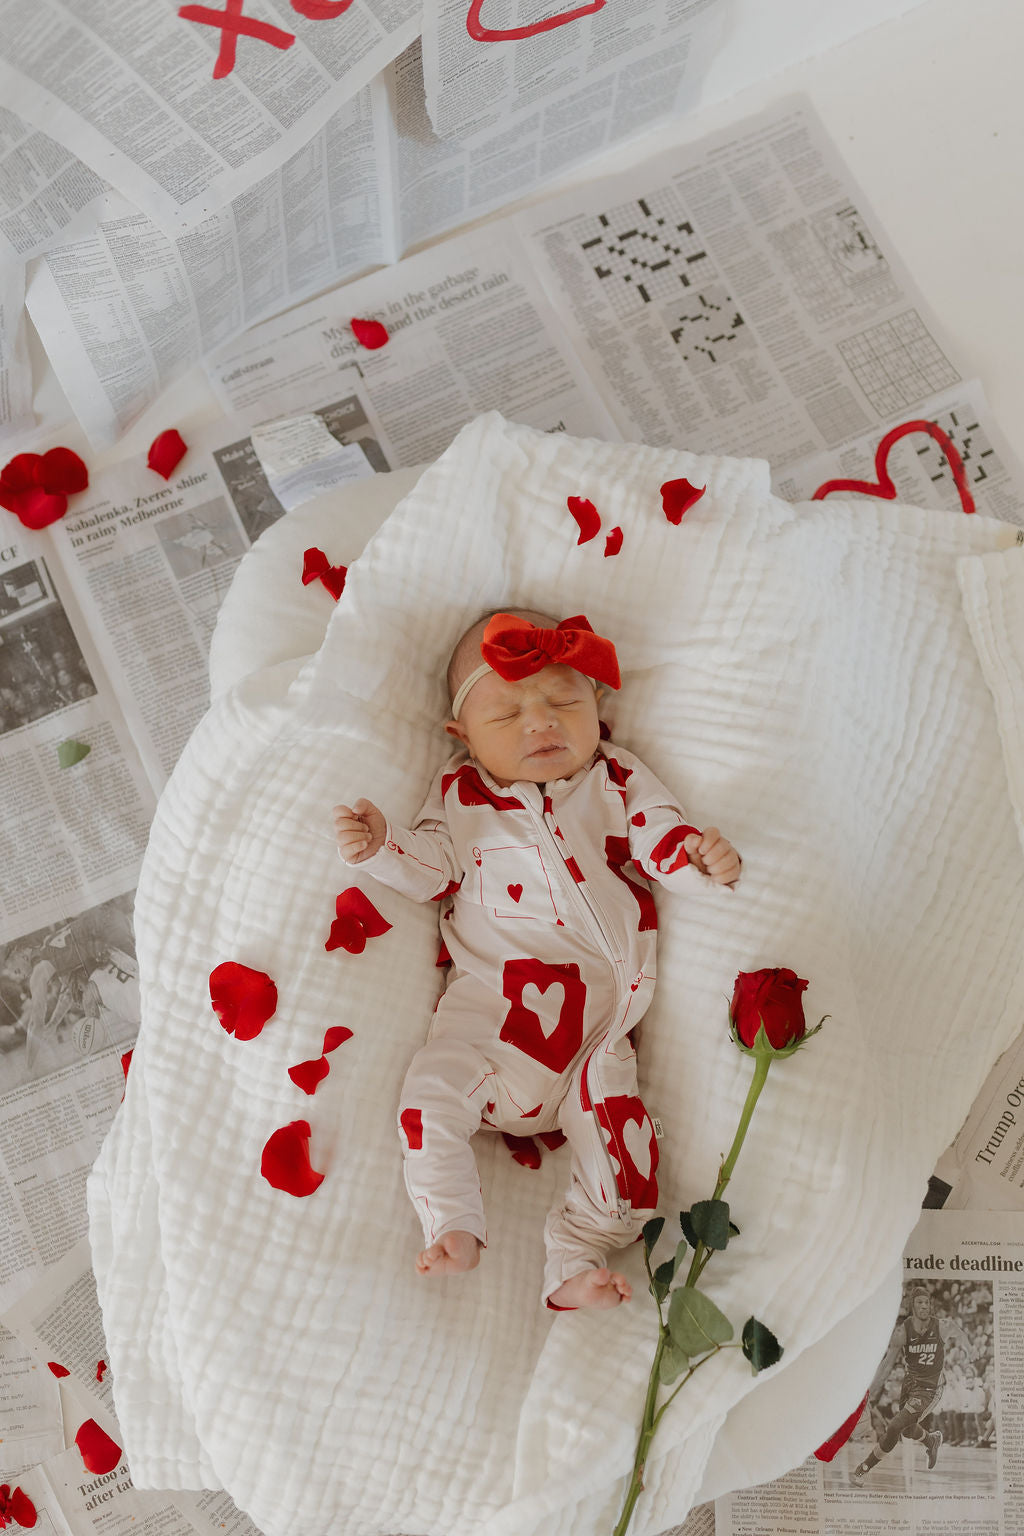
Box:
[23, 0, 1024, 482]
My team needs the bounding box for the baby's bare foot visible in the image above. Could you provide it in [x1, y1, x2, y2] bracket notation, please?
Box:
[548, 1267, 632, 1310]
[416, 1230, 481, 1276]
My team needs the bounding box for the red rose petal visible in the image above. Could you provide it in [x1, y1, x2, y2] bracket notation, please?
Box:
[325, 912, 365, 954]
[9, 1488, 37, 1528]
[209, 962, 278, 1041]
[661, 477, 706, 524]
[74, 1419, 122, 1474]
[120, 1049, 133, 1082]
[502, 1132, 542, 1169]
[350, 318, 389, 350]
[288, 1056, 330, 1095]
[0, 453, 43, 492]
[322, 1026, 353, 1053]
[260, 1120, 324, 1196]
[47, 1361, 70, 1378]
[0, 486, 68, 529]
[814, 1392, 869, 1462]
[604, 525, 623, 557]
[95, 1360, 107, 1382]
[566, 494, 600, 544]
[38, 446, 89, 495]
[147, 429, 187, 480]
[301, 546, 346, 600]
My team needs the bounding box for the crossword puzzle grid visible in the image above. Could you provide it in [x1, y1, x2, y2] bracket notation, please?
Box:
[919, 407, 997, 487]
[838, 312, 960, 417]
[570, 193, 713, 320]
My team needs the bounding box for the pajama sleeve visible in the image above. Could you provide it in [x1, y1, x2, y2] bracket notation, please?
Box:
[613, 749, 731, 896]
[351, 767, 463, 902]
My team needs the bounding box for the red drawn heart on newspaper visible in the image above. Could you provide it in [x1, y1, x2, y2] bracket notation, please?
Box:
[507, 883, 523, 903]
[811, 420, 976, 514]
[466, 0, 603, 40]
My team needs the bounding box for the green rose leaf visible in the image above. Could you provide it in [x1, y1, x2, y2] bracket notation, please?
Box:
[57, 739, 91, 768]
[689, 1198, 732, 1250]
[729, 1221, 740, 1237]
[652, 1258, 675, 1302]
[673, 1239, 690, 1277]
[642, 1216, 665, 1256]
[668, 1286, 734, 1357]
[741, 1316, 783, 1373]
[658, 1337, 690, 1385]
[679, 1209, 697, 1249]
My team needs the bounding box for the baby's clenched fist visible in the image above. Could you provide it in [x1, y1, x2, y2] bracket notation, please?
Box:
[333, 799, 386, 864]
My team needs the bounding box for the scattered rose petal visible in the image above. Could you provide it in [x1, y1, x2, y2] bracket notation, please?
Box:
[326, 889, 392, 953]
[0, 454, 40, 494]
[209, 962, 278, 1041]
[604, 525, 623, 557]
[502, 1132, 542, 1169]
[0, 1488, 37, 1529]
[322, 1026, 353, 1053]
[566, 494, 600, 544]
[661, 477, 706, 524]
[301, 546, 347, 600]
[288, 1056, 330, 1095]
[57, 739, 90, 768]
[74, 1420, 122, 1474]
[260, 1120, 324, 1196]
[39, 446, 89, 494]
[47, 1361, 70, 1378]
[0, 485, 68, 530]
[95, 1360, 107, 1382]
[350, 317, 389, 350]
[147, 429, 187, 480]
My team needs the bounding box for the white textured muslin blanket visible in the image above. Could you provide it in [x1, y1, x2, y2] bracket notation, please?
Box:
[89, 413, 1024, 1536]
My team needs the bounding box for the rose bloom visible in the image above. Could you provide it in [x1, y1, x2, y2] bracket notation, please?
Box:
[730, 968, 809, 1052]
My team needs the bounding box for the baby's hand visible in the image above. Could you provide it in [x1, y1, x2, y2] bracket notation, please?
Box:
[684, 827, 741, 887]
[333, 799, 386, 864]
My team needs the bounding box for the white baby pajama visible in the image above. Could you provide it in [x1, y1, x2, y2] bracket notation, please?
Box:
[358, 743, 720, 1304]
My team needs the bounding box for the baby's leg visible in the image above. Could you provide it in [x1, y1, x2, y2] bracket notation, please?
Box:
[399, 1036, 493, 1277]
[543, 1063, 659, 1310]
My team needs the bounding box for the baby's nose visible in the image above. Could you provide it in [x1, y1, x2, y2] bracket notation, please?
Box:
[523, 703, 557, 730]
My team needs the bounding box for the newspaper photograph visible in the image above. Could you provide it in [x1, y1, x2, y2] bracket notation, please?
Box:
[0, 0, 421, 234]
[715, 1208, 1024, 1534]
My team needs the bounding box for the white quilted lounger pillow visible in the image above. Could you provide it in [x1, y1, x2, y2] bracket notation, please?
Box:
[88, 413, 1024, 1536]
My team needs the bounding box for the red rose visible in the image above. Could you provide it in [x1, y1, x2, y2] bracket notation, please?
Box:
[729, 968, 809, 1054]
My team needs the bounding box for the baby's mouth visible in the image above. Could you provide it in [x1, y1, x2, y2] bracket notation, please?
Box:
[528, 742, 566, 757]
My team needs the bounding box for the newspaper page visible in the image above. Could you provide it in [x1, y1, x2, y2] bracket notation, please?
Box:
[421, 0, 722, 146]
[1, 257, 34, 441]
[206, 220, 622, 456]
[0, 1320, 64, 1480]
[0, 0, 421, 234]
[24, 79, 397, 449]
[513, 97, 1024, 522]
[715, 1208, 1024, 1534]
[930, 1041, 1024, 1215]
[0, 107, 110, 265]
[44, 399, 392, 791]
[0, 524, 151, 1315]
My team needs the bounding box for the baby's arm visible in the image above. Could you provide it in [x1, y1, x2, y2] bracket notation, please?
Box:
[332, 772, 463, 901]
[613, 749, 741, 889]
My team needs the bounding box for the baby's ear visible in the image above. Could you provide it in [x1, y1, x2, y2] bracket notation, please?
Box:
[445, 720, 469, 745]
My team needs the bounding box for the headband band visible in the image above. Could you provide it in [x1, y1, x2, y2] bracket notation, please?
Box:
[451, 663, 493, 720]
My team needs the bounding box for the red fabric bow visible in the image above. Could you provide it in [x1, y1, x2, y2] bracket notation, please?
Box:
[481, 613, 620, 690]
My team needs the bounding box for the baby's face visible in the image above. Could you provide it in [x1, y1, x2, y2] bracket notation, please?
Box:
[446, 664, 601, 785]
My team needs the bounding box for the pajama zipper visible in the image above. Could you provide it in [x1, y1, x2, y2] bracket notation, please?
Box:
[529, 796, 630, 1219]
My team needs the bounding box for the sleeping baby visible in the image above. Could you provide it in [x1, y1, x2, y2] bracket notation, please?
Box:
[333, 610, 740, 1310]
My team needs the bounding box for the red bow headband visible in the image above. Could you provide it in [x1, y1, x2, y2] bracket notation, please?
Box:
[481, 613, 621, 690]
